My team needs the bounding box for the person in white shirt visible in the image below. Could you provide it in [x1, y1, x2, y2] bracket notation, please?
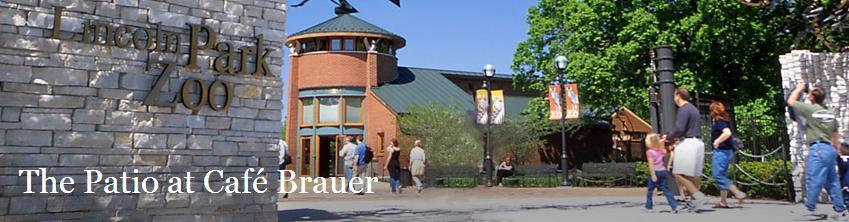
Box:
[496, 155, 514, 186]
[277, 140, 290, 198]
[409, 140, 427, 193]
[338, 136, 357, 192]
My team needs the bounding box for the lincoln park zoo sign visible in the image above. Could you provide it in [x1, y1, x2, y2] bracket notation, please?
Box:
[50, 7, 275, 113]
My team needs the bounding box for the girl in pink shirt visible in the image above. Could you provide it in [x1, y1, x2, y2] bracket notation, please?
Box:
[645, 133, 679, 213]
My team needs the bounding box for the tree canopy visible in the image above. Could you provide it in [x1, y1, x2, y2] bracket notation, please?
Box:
[512, 0, 818, 127]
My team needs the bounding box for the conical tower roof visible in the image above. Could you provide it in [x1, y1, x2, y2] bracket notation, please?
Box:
[287, 14, 405, 48]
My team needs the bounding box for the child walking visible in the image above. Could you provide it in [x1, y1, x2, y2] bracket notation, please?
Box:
[838, 143, 849, 208]
[645, 133, 679, 213]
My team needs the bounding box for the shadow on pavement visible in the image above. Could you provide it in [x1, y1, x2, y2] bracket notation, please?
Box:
[279, 208, 466, 221]
[278, 209, 346, 221]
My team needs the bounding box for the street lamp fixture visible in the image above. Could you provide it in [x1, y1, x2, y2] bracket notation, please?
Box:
[483, 64, 496, 78]
[555, 55, 568, 70]
[554, 55, 570, 187]
[482, 64, 495, 187]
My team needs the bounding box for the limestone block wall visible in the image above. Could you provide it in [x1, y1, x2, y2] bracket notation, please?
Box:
[780, 50, 849, 202]
[0, 0, 285, 221]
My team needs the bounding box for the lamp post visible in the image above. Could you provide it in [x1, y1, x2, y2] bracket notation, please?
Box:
[482, 64, 495, 187]
[554, 55, 569, 187]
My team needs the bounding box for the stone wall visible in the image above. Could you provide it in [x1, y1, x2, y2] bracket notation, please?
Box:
[0, 0, 285, 221]
[780, 50, 849, 202]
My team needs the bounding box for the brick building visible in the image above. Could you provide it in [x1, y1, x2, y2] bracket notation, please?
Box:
[284, 14, 535, 177]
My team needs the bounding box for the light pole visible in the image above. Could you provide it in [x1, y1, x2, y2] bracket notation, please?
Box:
[483, 64, 495, 187]
[554, 55, 569, 187]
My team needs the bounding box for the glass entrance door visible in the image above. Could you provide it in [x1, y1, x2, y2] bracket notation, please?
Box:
[299, 136, 314, 176]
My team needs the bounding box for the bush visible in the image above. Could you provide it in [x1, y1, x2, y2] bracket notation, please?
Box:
[502, 176, 561, 187]
[435, 177, 477, 188]
[634, 160, 790, 200]
[398, 104, 482, 167]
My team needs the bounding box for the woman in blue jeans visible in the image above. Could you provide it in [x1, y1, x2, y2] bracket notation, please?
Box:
[383, 139, 402, 194]
[709, 101, 746, 208]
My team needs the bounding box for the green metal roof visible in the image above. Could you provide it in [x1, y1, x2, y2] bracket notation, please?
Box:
[372, 67, 475, 114]
[372, 67, 534, 120]
[289, 14, 405, 42]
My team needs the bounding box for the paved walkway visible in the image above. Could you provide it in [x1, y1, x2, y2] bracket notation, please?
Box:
[278, 182, 827, 221]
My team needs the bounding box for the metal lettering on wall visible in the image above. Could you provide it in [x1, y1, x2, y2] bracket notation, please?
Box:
[50, 7, 273, 113]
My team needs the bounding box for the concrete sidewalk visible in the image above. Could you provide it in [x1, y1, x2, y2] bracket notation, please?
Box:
[278, 182, 824, 221]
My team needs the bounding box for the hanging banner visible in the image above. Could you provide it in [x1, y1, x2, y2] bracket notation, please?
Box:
[475, 89, 506, 125]
[564, 84, 580, 119]
[476, 89, 489, 125]
[490, 90, 505, 124]
[548, 85, 563, 120]
[549, 84, 580, 120]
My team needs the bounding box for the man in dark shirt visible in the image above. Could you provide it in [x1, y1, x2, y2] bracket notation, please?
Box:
[664, 88, 708, 211]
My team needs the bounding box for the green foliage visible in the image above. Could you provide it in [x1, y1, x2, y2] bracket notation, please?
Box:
[734, 97, 781, 139]
[502, 176, 562, 187]
[489, 117, 549, 164]
[633, 160, 791, 199]
[435, 177, 477, 188]
[398, 104, 482, 168]
[513, 0, 803, 121]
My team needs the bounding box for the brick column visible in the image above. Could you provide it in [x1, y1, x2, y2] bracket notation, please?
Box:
[286, 55, 300, 170]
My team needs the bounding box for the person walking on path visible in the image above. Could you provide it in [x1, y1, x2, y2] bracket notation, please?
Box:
[339, 136, 357, 193]
[354, 136, 368, 195]
[644, 133, 679, 213]
[664, 88, 708, 211]
[787, 81, 847, 220]
[708, 101, 746, 208]
[383, 139, 403, 194]
[837, 143, 849, 209]
[410, 140, 427, 193]
[278, 140, 291, 198]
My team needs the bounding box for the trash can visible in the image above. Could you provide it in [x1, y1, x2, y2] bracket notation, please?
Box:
[400, 169, 413, 187]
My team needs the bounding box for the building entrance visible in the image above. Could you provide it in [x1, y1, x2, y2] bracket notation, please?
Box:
[299, 135, 353, 177]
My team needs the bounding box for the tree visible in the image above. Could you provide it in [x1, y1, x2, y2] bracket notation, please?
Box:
[398, 104, 482, 167]
[512, 0, 805, 127]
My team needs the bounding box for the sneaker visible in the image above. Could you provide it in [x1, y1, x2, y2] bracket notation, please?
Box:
[643, 208, 656, 213]
[800, 213, 826, 221]
[691, 192, 708, 211]
[830, 212, 849, 221]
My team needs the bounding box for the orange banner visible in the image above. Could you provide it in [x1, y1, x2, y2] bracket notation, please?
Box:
[549, 84, 580, 120]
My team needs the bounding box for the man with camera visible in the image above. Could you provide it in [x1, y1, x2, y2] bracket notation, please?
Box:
[788, 81, 847, 220]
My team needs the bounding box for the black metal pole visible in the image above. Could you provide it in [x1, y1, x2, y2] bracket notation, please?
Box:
[560, 74, 569, 187]
[653, 45, 676, 136]
[485, 80, 494, 187]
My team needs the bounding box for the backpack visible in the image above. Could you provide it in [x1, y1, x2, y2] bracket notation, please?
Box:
[730, 122, 744, 151]
[731, 136, 744, 151]
[362, 146, 374, 164]
[282, 153, 292, 165]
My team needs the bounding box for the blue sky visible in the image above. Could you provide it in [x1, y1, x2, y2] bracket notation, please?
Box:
[281, 0, 538, 118]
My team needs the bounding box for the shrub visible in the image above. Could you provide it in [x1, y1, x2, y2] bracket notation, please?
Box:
[398, 104, 482, 168]
[435, 177, 477, 188]
[634, 160, 790, 200]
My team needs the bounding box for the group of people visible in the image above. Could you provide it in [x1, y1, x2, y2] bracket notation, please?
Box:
[643, 88, 746, 213]
[646, 83, 849, 219]
[381, 139, 428, 194]
[339, 136, 428, 195]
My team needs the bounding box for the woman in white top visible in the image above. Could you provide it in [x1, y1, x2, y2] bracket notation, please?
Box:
[496, 155, 514, 185]
[409, 140, 427, 193]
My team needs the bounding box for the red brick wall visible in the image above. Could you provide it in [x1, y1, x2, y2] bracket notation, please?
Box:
[285, 56, 301, 169]
[364, 90, 400, 176]
[376, 53, 398, 84]
[297, 52, 369, 89]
